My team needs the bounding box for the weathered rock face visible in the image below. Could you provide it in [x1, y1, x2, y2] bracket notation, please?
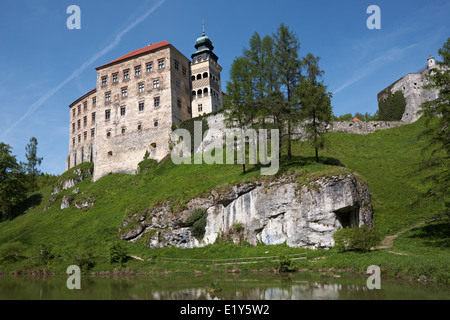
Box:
[120, 172, 373, 249]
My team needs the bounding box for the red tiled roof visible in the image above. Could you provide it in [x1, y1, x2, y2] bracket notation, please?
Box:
[96, 40, 170, 70]
[353, 117, 361, 122]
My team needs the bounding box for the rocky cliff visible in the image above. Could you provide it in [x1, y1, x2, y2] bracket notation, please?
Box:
[119, 171, 373, 249]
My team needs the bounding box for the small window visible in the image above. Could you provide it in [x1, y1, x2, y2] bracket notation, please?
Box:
[120, 106, 126, 116]
[191, 75, 195, 81]
[113, 73, 118, 83]
[198, 104, 203, 112]
[123, 69, 130, 80]
[137, 124, 142, 131]
[102, 76, 107, 86]
[77, 119, 81, 129]
[174, 60, 179, 71]
[105, 109, 111, 120]
[158, 59, 165, 69]
[84, 131, 87, 140]
[83, 101, 88, 111]
[91, 128, 95, 138]
[151, 143, 157, 149]
[105, 92, 111, 102]
[203, 72, 209, 78]
[146, 63, 153, 72]
[106, 131, 111, 138]
[83, 116, 87, 127]
[182, 66, 187, 77]
[92, 112, 96, 122]
[121, 87, 128, 98]
[78, 134, 81, 143]
[108, 151, 113, 156]
[72, 123, 75, 133]
[139, 101, 145, 112]
[154, 97, 160, 108]
[121, 127, 126, 134]
[153, 79, 160, 88]
[177, 98, 182, 109]
[72, 137, 76, 147]
[135, 66, 141, 76]
[197, 74, 202, 80]
[72, 108, 76, 118]
[154, 119, 159, 127]
[176, 80, 180, 89]
[78, 105, 81, 115]
[138, 82, 145, 93]
[92, 97, 97, 106]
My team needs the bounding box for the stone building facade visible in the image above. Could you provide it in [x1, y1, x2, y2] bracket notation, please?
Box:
[67, 34, 223, 181]
[377, 56, 440, 123]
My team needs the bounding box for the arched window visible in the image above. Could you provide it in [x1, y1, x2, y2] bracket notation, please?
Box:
[191, 75, 195, 81]
[203, 72, 209, 78]
[197, 89, 202, 96]
[203, 88, 209, 96]
[192, 91, 196, 97]
[197, 74, 202, 80]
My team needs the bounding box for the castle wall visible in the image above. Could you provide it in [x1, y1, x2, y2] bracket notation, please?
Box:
[92, 46, 191, 181]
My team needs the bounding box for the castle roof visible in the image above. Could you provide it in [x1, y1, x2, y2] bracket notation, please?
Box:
[69, 88, 97, 108]
[96, 40, 171, 70]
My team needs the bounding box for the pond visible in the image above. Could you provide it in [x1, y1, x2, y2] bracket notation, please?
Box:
[0, 273, 448, 300]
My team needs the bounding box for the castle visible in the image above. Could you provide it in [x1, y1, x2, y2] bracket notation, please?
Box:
[67, 31, 223, 181]
[377, 56, 440, 123]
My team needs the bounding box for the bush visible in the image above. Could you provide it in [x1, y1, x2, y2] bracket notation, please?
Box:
[109, 241, 128, 264]
[137, 159, 158, 173]
[185, 208, 208, 240]
[0, 241, 26, 264]
[333, 226, 381, 252]
[278, 254, 296, 272]
[378, 91, 406, 121]
[74, 250, 95, 271]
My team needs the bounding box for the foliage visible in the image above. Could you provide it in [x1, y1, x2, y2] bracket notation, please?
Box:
[109, 241, 128, 264]
[378, 90, 406, 121]
[24, 137, 43, 192]
[184, 208, 208, 240]
[74, 250, 96, 271]
[419, 37, 450, 217]
[138, 158, 158, 173]
[278, 254, 296, 272]
[0, 143, 27, 219]
[333, 226, 381, 252]
[0, 241, 26, 264]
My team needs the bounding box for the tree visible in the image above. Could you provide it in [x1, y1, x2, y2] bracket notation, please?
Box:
[297, 54, 333, 163]
[273, 23, 303, 161]
[378, 91, 406, 121]
[419, 37, 450, 216]
[25, 137, 43, 191]
[0, 143, 26, 219]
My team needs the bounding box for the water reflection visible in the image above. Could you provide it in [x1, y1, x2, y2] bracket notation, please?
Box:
[0, 274, 447, 300]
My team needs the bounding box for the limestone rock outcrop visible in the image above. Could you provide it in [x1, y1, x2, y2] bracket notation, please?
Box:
[119, 171, 373, 249]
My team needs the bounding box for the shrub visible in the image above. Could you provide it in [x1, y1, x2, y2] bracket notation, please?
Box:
[185, 208, 208, 240]
[333, 226, 381, 252]
[109, 241, 128, 264]
[278, 254, 296, 272]
[74, 250, 95, 271]
[137, 159, 158, 173]
[378, 90, 406, 121]
[0, 241, 26, 264]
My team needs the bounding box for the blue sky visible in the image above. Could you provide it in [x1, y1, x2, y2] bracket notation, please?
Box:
[0, 0, 449, 175]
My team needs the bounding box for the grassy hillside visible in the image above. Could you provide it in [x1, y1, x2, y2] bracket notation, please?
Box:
[0, 117, 448, 283]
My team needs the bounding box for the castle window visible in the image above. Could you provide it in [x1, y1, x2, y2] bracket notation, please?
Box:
[146, 63, 153, 73]
[83, 101, 88, 111]
[121, 87, 128, 98]
[174, 60, 179, 71]
[113, 73, 118, 83]
[102, 76, 107, 86]
[91, 128, 95, 138]
[92, 112, 96, 122]
[177, 98, 182, 109]
[72, 137, 75, 147]
[158, 59, 165, 69]
[139, 101, 145, 112]
[120, 106, 126, 116]
[191, 75, 196, 81]
[72, 108, 75, 118]
[203, 72, 209, 78]
[185, 86, 190, 95]
[153, 79, 160, 88]
[197, 89, 202, 96]
[77, 119, 81, 129]
[135, 66, 141, 76]
[198, 104, 203, 112]
[105, 109, 111, 120]
[182, 66, 187, 77]
[138, 82, 145, 93]
[108, 151, 113, 156]
[83, 116, 87, 127]
[154, 97, 160, 108]
[203, 88, 209, 96]
[84, 131, 87, 140]
[105, 92, 111, 102]
[72, 123, 75, 133]
[92, 97, 97, 106]
[176, 80, 180, 89]
[151, 143, 157, 149]
[197, 74, 202, 80]
[78, 134, 81, 143]
[78, 105, 81, 115]
[121, 127, 126, 134]
[106, 131, 111, 138]
[137, 124, 142, 131]
[154, 119, 159, 127]
[123, 69, 129, 80]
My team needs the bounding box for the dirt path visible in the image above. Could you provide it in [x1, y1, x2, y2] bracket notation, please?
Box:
[374, 219, 438, 254]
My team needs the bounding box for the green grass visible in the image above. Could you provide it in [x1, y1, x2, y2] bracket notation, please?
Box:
[0, 117, 448, 283]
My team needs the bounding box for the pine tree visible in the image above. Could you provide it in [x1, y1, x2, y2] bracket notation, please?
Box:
[25, 137, 43, 191]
